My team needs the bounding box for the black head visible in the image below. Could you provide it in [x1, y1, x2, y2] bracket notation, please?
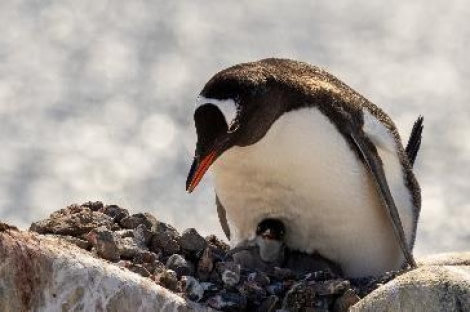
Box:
[186, 58, 340, 192]
[256, 218, 286, 241]
[186, 59, 301, 192]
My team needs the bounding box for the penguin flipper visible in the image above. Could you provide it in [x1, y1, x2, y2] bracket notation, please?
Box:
[216, 194, 231, 240]
[349, 131, 417, 268]
[405, 116, 424, 167]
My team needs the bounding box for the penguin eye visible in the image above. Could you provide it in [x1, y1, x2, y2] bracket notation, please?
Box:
[227, 115, 241, 133]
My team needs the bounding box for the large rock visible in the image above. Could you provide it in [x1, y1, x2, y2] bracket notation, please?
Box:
[352, 252, 470, 312]
[0, 226, 215, 312]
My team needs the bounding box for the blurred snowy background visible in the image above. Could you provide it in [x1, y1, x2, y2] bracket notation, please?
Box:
[0, 1, 469, 256]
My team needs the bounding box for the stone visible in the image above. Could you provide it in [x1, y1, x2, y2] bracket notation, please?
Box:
[237, 280, 266, 304]
[30, 206, 114, 236]
[351, 264, 470, 312]
[205, 234, 230, 252]
[281, 282, 318, 312]
[180, 228, 207, 254]
[81, 201, 105, 211]
[119, 213, 158, 230]
[182, 275, 205, 302]
[86, 227, 120, 262]
[100, 204, 129, 223]
[0, 222, 18, 232]
[166, 254, 194, 278]
[312, 279, 350, 296]
[133, 224, 152, 247]
[150, 222, 181, 256]
[333, 289, 360, 312]
[133, 250, 159, 264]
[158, 269, 179, 292]
[197, 247, 215, 281]
[217, 262, 241, 288]
[247, 271, 270, 287]
[117, 236, 140, 259]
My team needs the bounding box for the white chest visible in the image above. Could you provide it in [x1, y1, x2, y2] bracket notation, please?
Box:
[211, 107, 415, 277]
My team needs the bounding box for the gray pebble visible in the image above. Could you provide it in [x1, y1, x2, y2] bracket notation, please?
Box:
[181, 275, 204, 302]
[332, 288, 360, 312]
[86, 227, 120, 262]
[99, 204, 129, 223]
[247, 271, 270, 287]
[197, 247, 214, 281]
[217, 262, 241, 288]
[166, 254, 194, 278]
[30, 207, 114, 236]
[133, 224, 152, 247]
[117, 236, 139, 259]
[119, 212, 157, 229]
[158, 269, 179, 292]
[180, 228, 207, 253]
[150, 225, 181, 256]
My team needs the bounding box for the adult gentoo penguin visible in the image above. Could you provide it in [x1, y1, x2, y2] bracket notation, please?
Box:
[186, 58, 421, 278]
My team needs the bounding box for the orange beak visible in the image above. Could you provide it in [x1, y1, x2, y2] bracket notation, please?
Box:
[186, 150, 218, 193]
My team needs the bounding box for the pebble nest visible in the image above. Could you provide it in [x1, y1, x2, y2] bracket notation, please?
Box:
[30, 202, 401, 312]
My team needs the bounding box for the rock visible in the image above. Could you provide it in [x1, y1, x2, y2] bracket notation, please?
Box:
[100, 204, 129, 223]
[86, 227, 120, 262]
[133, 250, 159, 264]
[247, 271, 270, 287]
[351, 263, 470, 312]
[180, 228, 207, 254]
[158, 269, 179, 292]
[217, 262, 241, 288]
[81, 201, 105, 211]
[166, 254, 194, 278]
[281, 282, 320, 312]
[133, 224, 152, 247]
[30, 205, 114, 236]
[333, 289, 360, 312]
[206, 234, 229, 250]
[117, 236, 140, 259]
[150, 222, 181, 256]
[197, 247, 215, 281]
[0, 229, 215, 312]
[0, 221, 18, 232]
[119, 213, 158, 230]
[313, 279, 350, 296]
[237, 280, 266, 304]
[182, 275, 205, 302]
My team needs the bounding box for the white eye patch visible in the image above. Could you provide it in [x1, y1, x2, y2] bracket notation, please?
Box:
[196, 96, 238, 127]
